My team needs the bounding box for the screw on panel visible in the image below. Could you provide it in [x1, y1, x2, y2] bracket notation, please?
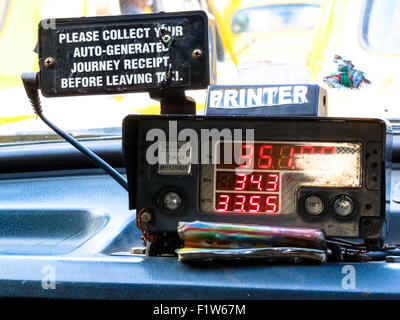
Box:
[141, 211, 153, 224]
[162, 34, 171, 43]
[44, 57, 56, 69]
[192, 49, 203, 60]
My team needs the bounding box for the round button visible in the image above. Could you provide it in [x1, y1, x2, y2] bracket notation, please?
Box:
[304, 195, 324, 216]
[162, 191, 182, 211]
[333, 196, 354, 217]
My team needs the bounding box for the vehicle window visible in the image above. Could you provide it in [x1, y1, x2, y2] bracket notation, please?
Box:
[151, 0, 203, 12]
[231, 4, 321, 33]
[362, 0, 400, 53]
[0, 0, 9, 33]
[1, 0, 400, 144]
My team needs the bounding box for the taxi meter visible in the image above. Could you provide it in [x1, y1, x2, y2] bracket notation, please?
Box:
[123, 115, 392, 253]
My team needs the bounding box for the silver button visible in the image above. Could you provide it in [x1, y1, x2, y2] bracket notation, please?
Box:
[333, 196, 354, 217]
[162, 191, 182, 211]
[304, 195, 324, 216]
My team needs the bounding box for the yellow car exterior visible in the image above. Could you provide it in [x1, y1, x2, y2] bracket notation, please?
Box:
[0, 0, 90, 90]
[0, 0, 90, 127]
[210, 0, 323, 66]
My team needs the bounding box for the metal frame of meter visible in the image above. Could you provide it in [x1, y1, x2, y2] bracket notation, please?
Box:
[199, 140, 362, 216]
[123, 115, 392, 241]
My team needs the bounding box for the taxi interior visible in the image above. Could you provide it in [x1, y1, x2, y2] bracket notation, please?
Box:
[1, 0, 400, 300]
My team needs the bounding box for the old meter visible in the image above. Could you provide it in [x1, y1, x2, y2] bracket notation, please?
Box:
[123, 115, 392, 253]
[37, 11, 216, 98]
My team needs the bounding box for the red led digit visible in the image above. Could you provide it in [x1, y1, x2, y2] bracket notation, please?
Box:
[249, 195, 261, 213]
[321, 146, 335, 154]
[217, 194, 230, 212]
[265, 196, 279, 213]
[266, 174, 279, 192]
[300, 146, 315, 154]
[258, 145, 273, 169]
[278, 146, 296, 170]
[234, 175, 247, 191]
[239, 144, 254, 169]
[287, 147, 296, 169]
[250, 174, 263, 191]
[233, 195, 246, 212]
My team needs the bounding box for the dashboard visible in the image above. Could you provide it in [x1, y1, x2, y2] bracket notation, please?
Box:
[1, 138, 400, 299]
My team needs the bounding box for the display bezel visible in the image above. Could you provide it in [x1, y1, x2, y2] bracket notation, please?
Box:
[206, 140, 362, 215]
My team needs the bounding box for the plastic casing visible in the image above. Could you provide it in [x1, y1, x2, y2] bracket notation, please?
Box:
[123, 115, 392, 239]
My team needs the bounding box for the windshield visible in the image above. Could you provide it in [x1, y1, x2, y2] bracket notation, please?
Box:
[362, 0, 400, 53]
[232, 4, 321, 33]
[0, 0, 9, 31]
[1, 0, 400, 144]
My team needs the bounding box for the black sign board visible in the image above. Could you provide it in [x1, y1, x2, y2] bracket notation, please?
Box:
[38, 11, 216, 97]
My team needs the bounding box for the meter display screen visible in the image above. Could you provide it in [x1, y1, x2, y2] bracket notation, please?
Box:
[200, 141, 362, 215]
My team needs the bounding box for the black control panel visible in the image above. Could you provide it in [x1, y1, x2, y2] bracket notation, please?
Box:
[123, 115, 392, 244]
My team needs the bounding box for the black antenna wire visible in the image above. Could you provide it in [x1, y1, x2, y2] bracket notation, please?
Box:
[22, 73, 129, 191]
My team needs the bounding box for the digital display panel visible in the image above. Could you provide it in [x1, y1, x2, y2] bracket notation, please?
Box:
[217, 143, 336, 171]
[205, 141, 362, 215]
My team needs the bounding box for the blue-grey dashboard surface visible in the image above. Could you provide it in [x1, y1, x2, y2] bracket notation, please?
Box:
[0, 139, 400, 299]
